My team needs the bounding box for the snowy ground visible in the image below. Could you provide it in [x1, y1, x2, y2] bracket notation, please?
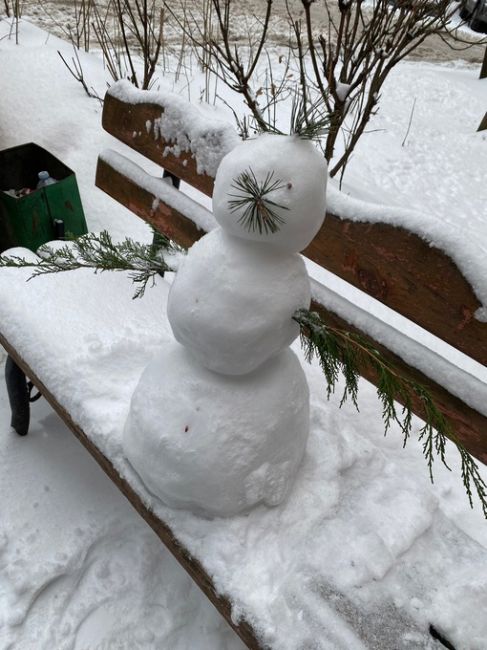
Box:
[0, 14, 487, 650]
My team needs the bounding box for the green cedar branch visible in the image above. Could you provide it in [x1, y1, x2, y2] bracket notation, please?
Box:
[0, 230, 184, 299]
[293, 308, 487, 519]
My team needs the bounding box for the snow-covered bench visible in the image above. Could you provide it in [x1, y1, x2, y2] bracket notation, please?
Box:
[2, 80, 487, 649]
[96, 81, 487, 466]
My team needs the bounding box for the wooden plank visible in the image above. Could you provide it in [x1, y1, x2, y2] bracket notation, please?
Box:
[310, 301, 487, 466]
[0, 333, 265, 650]
[94, 165, 487, 464]
[303, 216, 487, 366]
[102, 93, 214, 197]
[96, 156, 205, 250]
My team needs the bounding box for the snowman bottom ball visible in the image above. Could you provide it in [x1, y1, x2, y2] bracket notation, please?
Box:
[123, 342, 310, 518]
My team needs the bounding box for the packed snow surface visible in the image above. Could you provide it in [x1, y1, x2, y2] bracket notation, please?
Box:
[124, 342, 309, 517]
[0, 360, 246, 650]
[167, 228, 311, 375]
[212, 134, 328, 254]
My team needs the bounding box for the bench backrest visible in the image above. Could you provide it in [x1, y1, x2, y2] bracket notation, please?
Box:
[96, 85, 487, 464]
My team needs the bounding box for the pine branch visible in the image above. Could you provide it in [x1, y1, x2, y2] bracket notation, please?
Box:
[228, 168, 288, 235]
[293, 308, 487, 519]
[290, 94, 331, 141]
[243, 92, 331, 143]
[0, 230, 183, 299]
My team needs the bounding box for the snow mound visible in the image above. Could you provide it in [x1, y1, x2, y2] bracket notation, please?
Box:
[123, 342, 310, 517]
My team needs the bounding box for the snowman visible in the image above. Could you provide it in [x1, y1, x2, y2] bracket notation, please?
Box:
[123, 133, 327, 517]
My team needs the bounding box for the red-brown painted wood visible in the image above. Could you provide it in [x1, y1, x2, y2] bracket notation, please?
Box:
[303, 217, 487, 366]
[96, 157, 205, 250]
[102, 93, 214, 197]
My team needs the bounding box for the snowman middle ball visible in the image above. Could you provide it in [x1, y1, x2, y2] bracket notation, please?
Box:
[167, 228, 311, 375]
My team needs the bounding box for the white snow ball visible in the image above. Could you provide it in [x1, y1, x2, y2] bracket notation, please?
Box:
[123, 342, 310, 517]
[1, 247, 40, 262]
[212, 133, 327, 253]
[167, 228, 311, 375]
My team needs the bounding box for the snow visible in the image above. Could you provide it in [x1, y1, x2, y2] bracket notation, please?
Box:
[108, 80, 241, 178]
[0, 372, 245, 650]
[333, 62, 487, 317]
[167, 228, 310, 375]
[336, 82, 352, 102]
[212, 133, 327, 253]
[1, 15, 487, 650]
[99, 148, 217, 233]
[124, 342, 309, 517]
[3, 256, 487, 649]
[130, 135, 316, 516]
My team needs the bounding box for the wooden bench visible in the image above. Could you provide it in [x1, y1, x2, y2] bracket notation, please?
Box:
[1, 81, 487, 649]
[96, 83, 487, 466]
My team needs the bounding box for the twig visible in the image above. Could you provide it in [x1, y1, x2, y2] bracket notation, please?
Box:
[402, 97, 416, 147]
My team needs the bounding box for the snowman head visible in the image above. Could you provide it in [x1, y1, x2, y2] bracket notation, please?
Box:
[212, 133, 327, 254]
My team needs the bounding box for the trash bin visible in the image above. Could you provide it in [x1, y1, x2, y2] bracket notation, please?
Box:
[0, 142, 88, 253]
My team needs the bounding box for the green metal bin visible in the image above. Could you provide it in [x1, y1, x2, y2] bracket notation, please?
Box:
[0, 142, 88, 253]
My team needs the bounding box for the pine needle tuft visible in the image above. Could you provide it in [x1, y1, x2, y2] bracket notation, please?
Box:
[290, 95, 331, 141]
[228, 168, 288, 235]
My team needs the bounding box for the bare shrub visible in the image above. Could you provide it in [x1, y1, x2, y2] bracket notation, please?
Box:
[37, 0, 93, 52]
[95, 0, 165, 89]
[168, 0, 486, 179]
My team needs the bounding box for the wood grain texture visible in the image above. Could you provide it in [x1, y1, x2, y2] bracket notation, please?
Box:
[303, 216, 487, 366]
[94, 162, 487, 464]
[0, 332, 266, 650]
[102, 93, 214, 197]
[96, 157, 205, 250]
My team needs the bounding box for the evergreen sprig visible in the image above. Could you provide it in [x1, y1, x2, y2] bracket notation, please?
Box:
[0, 230, 183, 299]
[228, 168, 288, 235]
[242, 91, 331, 142]
[293, 308, 487, 518]
[289, 95, 331, 141]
